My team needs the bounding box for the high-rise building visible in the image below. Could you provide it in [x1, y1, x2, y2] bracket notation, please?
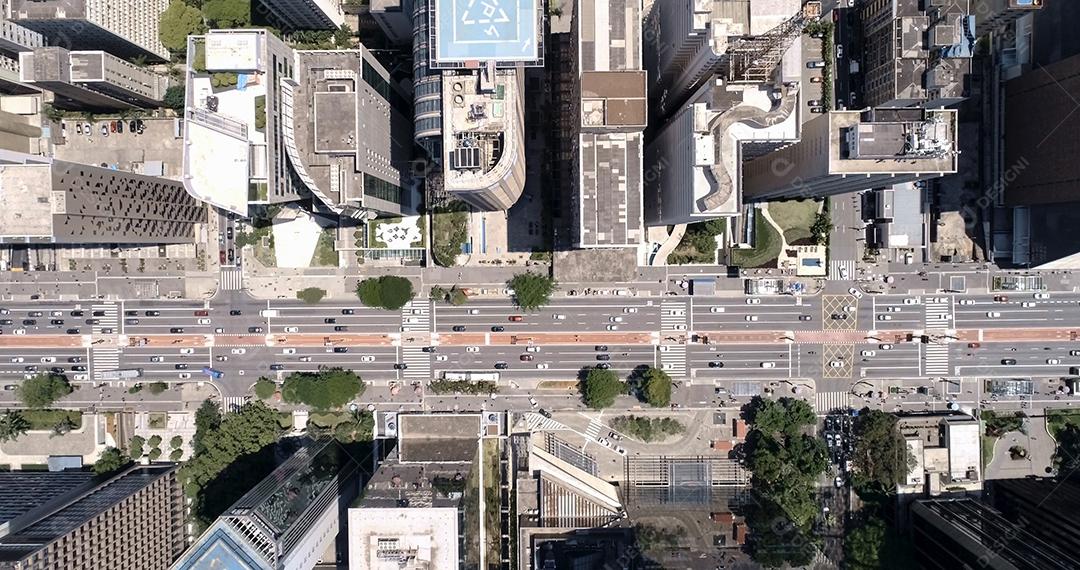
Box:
[0, 150, 205, 244]
[859, 0, 974, 108]
[411, 0, 441, 161]
[20, 47, 169, 110]
[254, 0, 345, 31]
[0, 20, 43, 94]
[10, 0, 169, 62]
[742, 107, 958, 201]
[0, 464, 186, 570]
[910, 498, 1078, 570]
[0, 471, 96, 538]
[974, 0, 1044, 36]
[172, 438, 361, 570]
[988, 477, 1080, 556]
[370, 0, 413, 46]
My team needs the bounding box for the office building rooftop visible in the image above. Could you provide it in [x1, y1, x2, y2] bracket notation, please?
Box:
[836, 108, 957, 173]
[0, 472, 96, 536]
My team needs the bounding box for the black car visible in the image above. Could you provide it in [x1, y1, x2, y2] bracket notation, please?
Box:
[393, 363, 408, 370]
[595, 345, 609, 351]
[248, 326, 264, 333]
[1002, 358, 1017, 365]
[125, 310, 138, 316]
[709, 361, 724, 368]
[597, 363, 611, 370]
[269, 364, 285, 371]
[229, 310, 242, 316]
[596, 354, 611, 361]
[0, 319, 12, 325]
[23, 365, 36, 371]
[452, 325, 466, 332]
[28, 311, 42, 317]
[129, 120, 137, 132]
[50, 367, 65, 374]
[50, 319, 64, 325]
[333, 347, 348, 353]
[830, 313, 848, 320]
[67, 356, 82, 363]
[494, 362, 509, 369]
[101, 328, 113, 334]
[125, 318, 139, 325]
[227, 227, 234, 240]
[66, 328, 80, 334]
[324, 318, 337, 324]
[333, 326, 348, 332]
[538, 409, 553, 418]
[92, 311, 105, 317]
[175, 364, 188, 370]
[145, 310, 160, 316]
[421, 346, 437, 353]
[70, 365, 86, 371]
[22, 319, 36, 326]
[170, 327, 184, 333]
[341, 309, 355, 315]
[70, 310, 84, 317]
[799, 315, 812, 321]
[491, 326, 505, 332]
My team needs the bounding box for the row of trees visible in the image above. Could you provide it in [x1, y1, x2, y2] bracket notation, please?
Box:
[579, 366, 672, 409]
[280, 368, 365, 410]
[357, 272, 558, 312]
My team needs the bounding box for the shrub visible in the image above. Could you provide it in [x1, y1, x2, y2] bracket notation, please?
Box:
[356, 276, 414, 310]
[296, 287, 326, 304]
[148, 435, 162, 448]
[170, 435, 183, 449]
[254, 378, 277, 399]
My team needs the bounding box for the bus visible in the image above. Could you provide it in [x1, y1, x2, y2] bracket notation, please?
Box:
[201, 367, 224, 379]
[442, 371, 500, 382]
[99, 368, 143, 380]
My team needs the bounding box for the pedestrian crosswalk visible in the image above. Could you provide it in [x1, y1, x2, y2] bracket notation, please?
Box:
[584, 417, 602, 440]
[815, 391, 851, 414]
[829, 259, 856, 281]
[90, 348, 119, 379]
[401, 300, 431, 333]
[400, 346, 431, 378]
[658, 344, 687, 378]
[221, 396, 248, 413]
[91, 303, 118, 334]
[523, 412, 566, 432]
[219, 268, 243, 291]
[923, 342, 951, 376]
[924, 296, 953, 330]
[660, 300, 688, 332]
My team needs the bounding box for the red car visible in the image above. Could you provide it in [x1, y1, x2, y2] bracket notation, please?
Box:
[968, 342, 981, 349]
[220, 250, 226, 264]
[508, 315, 523, 322]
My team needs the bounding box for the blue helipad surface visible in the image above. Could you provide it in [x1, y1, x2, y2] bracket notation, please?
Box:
[434, 0, 539, 63]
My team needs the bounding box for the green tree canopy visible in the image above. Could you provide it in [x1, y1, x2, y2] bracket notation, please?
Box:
[1054, 424, 1080, 476]
[296, 287, 326, 304]
[811, 211, 833, 245]
[640, 367, 672, 407]
[744, 396, 816, 437]
[0, 410, 29, 443]
[163, 85, 185, 111]
[281, 368, 365, 410]
[333, 24, 352, 48]
[508, 272, 556, 311]
[357, 275, 415, 310]
[93, 447, 132, 476]
[148, 435, 162, 448]
[191, 399, 221, 455]
[170, 435, 184, 449]
[201, 0, 250, 27]
[580, 368, 623, 409]
[333, 410, 374, 443]
[17, 374, 71, 408]
[254, 378, 277, 399]
[852, 409, 915, 490]
[159, 0, 205, 53]
[147, 381, 168, 395]
[845, 517, 886, 570]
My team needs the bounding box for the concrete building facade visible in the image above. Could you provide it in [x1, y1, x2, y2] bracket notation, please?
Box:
[255, 0, 346, 31]
[0, 465, 186, 570]
[0, 19, 42, 94]
[371, 0, 413, 46]
[20, 46, 168, 109]
[974, 0, 1043, 36]
[10, 0, 169, 62]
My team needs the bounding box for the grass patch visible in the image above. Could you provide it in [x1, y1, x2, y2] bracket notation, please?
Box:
[981, 435, 998, 471]
[148, 412, 167, 429]
[611, 415, 686, 443]
[311, 229, 339, 267]
[277, 411, 294, 430]
[482, 439, 501, 565]
[669, 219, 725, 264]
[767, 199, 820, 245]
[1047, 409, 1080, 437]
[537, 380, 578, 391]
[729, 212, 783, 268]
[432, 201, 468, 266]
[21, 409, 82, 431]
[309, 411, 349, 429]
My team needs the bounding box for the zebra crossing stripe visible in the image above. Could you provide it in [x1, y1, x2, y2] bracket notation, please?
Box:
[815, 391, 851, 413]
[219, 269, 243, 291]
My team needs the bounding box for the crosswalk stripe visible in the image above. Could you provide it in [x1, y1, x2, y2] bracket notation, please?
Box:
[828, 260, 855, 281]
[923, 296, 953, 330]
[658, 344, 687, 378]
[660, 300, 688, 332]
[401, 346, 431, 378]
[221, 396, 248, 413]
[584, 418, 602, 440]
[923, 343, 950, 375]
[219, 268, 243, 291]
[523, 412, 566, 432]
[400, 300, 431, 333]
[815, 391, 851, 413]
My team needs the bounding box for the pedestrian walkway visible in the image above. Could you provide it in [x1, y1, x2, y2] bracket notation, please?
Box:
[658, 344, 687, 378]
[219, 268, 243, 291]
[400, 300, 431, 334]
[815, 391, 851, 414]
[90, 348, 119, 379]
[91, 303, 118, 335]
[584, 417, 603, 440]
[221, 396, 248, 413]
[924, 296, 952, 330]
[829, 259, 856, 281]
[400, 346, 431, 379]
[922, 342, 950, 376]
[660, 300, 688, 332]
[523, 412, 567, 432]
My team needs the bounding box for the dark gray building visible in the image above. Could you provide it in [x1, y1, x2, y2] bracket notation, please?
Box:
[0, 471, 96, 538]
[20, 47, 169, 110]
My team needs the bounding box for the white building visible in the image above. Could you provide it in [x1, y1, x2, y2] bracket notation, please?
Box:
[349, 508, 459, 570]
[11, 0, 169, 62]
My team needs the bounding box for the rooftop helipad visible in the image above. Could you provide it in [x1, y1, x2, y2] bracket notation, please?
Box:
[433, 0, 540, 64]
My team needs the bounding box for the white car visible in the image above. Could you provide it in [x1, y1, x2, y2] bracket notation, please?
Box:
[878, 315, 892, 321]
[845, 305, 856, 312]
[360, 355, 375, 362]
[959, 299, 974, 305]
[986, 312, 1001, 318]
[466, 346, 480, 353]
[525, 346, 541, 353]
[179, 373, 191, 379]
[745, 298, 761, 305]
[936, 314, 951, 320]
[672, 324, 687, 331]
[886, 306, 901, 312]
[1034, 292, 1050, 300]
[552, 314, 566, 320]
[760, 362, 776, 368]
[180, 348, 195, 354]
[151, 356, 164, 362]
[879, 344, 893, 350]
[745, 315, 758, 321]
[607, 325, 619, 331]
[623, 307, 638, 313]
[435, 354, 448, 361]
[40, 357, 55, 363]
[73, 373, 88, 381]
[1021, 302, 1036, 308]
[14, 329, 25, 335]
[50, 311, 62, 317]
[658, 345, 671, 352]
[536, 363, 549, 369]
[860, 350, 876, 357]
[838, 266, 849, 279]
[1071, 350, 1080, 357]
[830, 360, 844, 368]
[903, 298, 919, 305]
[282, 348, 296, 355]
[615, 446, 627, 455]
[405, 317, 419, 324]
[230, 348, 246, 355]
[1048, 358, 1061, 365]
[299, 356, 313, 362]
[710, 307, 725, 313]
[468, 309, 480, 315]
[197, 318, 211, 325]
[610, 316, 624, 323]
[284, 326, 299, 333]
[529, 397, 538, 407]
[214, 328, 224, 334]
[8, 357, 22, 363]
[848, 288, 863, 298]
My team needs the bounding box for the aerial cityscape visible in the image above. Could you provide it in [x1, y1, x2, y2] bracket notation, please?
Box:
[0, 0, 1075, 568]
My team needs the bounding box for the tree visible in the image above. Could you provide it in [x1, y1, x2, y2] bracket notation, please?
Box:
[333, 24, 352, 48]
[163, 85, 185, 111]
[51, 415, 76, 437]
[449, 286, 468, 306]
[17, 374, 71, 408]
[333, 410, 375, 443]
[0, 410, 29, 443]
[356, 275, 414, 310]
[148, 447, 163, 461]
[846, 517, 886, 570]
[93, 447, 132, 476]
[169, 448, 184, 461]
[852, 409, 915, 490]
[201, 0, 251, 27]
[1053, 424, 1080, 476]
[170, 435, 183, 449]
[148, 435, 163, 448]
[810, 211, 833, 245]
[508, 272, 556, 311]
[254, 378, 277, 399]
[191, 399, 221, 455]
[296, 287, 326, 304]
[430, 285, 448, 301]
[640, 367, 672, 408]
[159, 0, 205, 53]
[147, 382, 168, 395]
[580, 368, 623, 409]
[129, 435, 145, 458]
[280, 368, 365, 409]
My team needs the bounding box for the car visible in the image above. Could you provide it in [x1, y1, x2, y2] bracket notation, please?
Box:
[109, 121, 116, 133]
[806, 60, 826, 68]
[807, 99, 823, 107]
[334, 326, 348, 332]
[50, 311, 62, 317]
[830, 360, 844, 368]
[535, 363, 549, 369]
[799, 315, 812, 321]
[879, 343, 893, 350]
[709, 361, 724, 368]
[216, 356, 228, 362]
[67, 356, 82, 363]
[609, 316, 623, 323]
[128, 120, 137, 132]
[50, 319, 64, 325]
[151, 356, 164, 362]
[360, 355, 375, 362]
[986, 312, 1001, 318]
[229, 310, 242, 316]
[333, 347, 348, 353]
[597, 437, 609, 447]
[197, 318, 211, 325]
[508, 315, 523, 322]
[40, 357, 55, 363]
[101, 328, 114, 334]
[284, 326, 299, 333]
[830, 314, 847, 320]
[623, 307, 638, 313]
[491, 326, 505, 332]
[2, 385, 14, 391]
[299, 356, 313, 362]
[194, 310, 208, 317]
[552, 314, 566, 320]
[226, 227, 234, 240]
[936, 314, 951, 320]
[1021, 301, 1036, 308]
[839, 267, 849, 280]
[594, 346, 609, 353]
[283, 348, 297, 355]
[228, 249, 235, 262]
[463, 346, 481, 353]
[597, 363, 611, 369]
[959, 299, 974, 305]
[64, 328, 78, 334]
[145, 310, 160, 316]
[214, 327, 224, 334]
[1071, 350, 1080, 357]
[1034, 292, 1050, 300]
[848, 287, 863, 298]
[23, 365, 36, 371]
[860, 350, 876, 357]
[341, 308, 355, 315]
[994, 295, 1009, 302]
[27, 311, 43, 317]
[606, 325, 619, 331]
[836, 44, 844, 59]
[520, 354, 534, 361]
[468, 309, 481, 315]
[810, 76, 823, 83]
[421, 346, 437, 353]
[248, 326, 264, 333]
[124, 318, 138, 325]
[903, 298, 919, 305]
[1048, 358, 1062, 365]
[494, 362, 509, 369]
[452, 325, 467, 332]
[596, 354, 611, 361]
[116, 120, 124, 133]
[877, 315, 892, 321]
[710, 307, 725, 313]
[219, 250, 227, 264]
[525, 346, 541, 353]
[0, 319, 9, 325]
[745, 298, 761, 305]
[324, 318, 337, 324]
[8, 357, 22, 363]
[673, 324, 688, 331]
[181, 348, 195, 354]
[745, 315, 758, 321]
[21, 319, 35, 326]
[658, 345, 671, 352]
[615, 446, 627, 456]
[1001, 358, 1017, 365]
[886, 307, 901, 312]
[231, 348, 246, 355]
[179, 373, 191, 379]
[270, 364, 285, 371]
[435, 354, 448, 361]
[175, 363, 189, 370]
[169, 327, 183, 333]
[760, 362, 775, 368]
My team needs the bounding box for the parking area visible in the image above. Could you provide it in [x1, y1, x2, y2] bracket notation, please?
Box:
[53, 118, 184, 179]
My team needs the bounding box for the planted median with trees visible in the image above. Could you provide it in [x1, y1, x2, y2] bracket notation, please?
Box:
[357, 275, 414, 310]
